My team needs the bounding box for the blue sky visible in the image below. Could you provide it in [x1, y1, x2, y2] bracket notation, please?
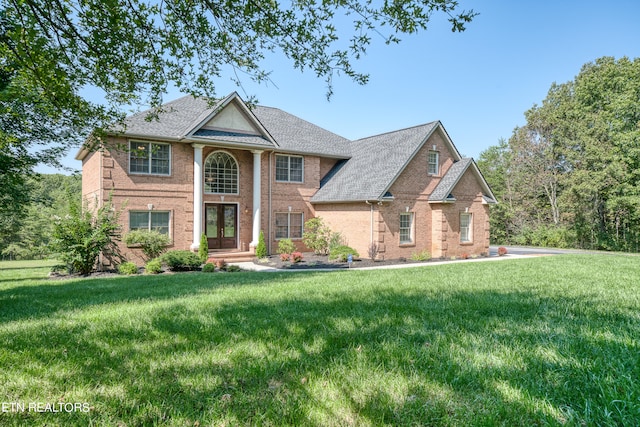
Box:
[41, 0, 640, 173]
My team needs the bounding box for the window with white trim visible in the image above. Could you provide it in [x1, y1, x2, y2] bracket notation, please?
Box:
[460, 212, 472, 243]
[399, 212, 414, 244]
[428, 151, 439, 175]
[275, 212, 304, 239]
[129, 141, 170, 175]
[275, 154, 304, 182]
[204, 151, 238, 194]
[129, 211, 171, 235]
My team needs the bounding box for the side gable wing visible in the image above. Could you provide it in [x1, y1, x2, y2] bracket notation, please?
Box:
[429, 158, 497, 204]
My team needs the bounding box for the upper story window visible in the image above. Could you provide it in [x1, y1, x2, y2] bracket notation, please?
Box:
[428, 151, 439, 175]
[276, 154, 304, 183]
[204, 151, 238, 194]
[129, 141, 171, 175]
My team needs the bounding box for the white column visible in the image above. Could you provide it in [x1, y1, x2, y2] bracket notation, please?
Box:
[191, 144, 204, 250]
[250, 150, 263, 249]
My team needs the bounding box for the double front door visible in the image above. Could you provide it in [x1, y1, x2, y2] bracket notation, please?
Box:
[205, 204, 237, 249]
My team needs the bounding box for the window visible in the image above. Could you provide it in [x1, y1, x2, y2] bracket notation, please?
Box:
[275, 212, 304, 239]
[399, 212, 414, 244]
[428, 151, 439, 175]
[129, 141, 170, 175]
[460, 212, 472, 243]
[204, 151, 238, 194]
[276, 154, 304, 182]
[129, 211, 170, 235]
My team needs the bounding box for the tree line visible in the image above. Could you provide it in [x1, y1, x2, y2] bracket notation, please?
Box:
[1, 174, 81, 260]
[478, 56, 640, 252]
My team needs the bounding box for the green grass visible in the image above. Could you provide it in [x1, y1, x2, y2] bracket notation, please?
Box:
[1, 255, 639, 426]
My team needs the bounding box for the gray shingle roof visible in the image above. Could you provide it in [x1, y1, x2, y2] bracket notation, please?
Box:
[311, 122, 439, 203]
[428, 157, 497, 203]
[112, 94, 350, 157]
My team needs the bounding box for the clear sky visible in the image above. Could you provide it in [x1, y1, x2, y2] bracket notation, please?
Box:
[39, 0, 640, 173]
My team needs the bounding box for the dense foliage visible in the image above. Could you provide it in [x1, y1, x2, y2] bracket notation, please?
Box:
[161, 250, 202, 271]
[51, 197, 121, 275]
[1, 174, 81, 260]
[123, 229, 171, 262]
[479, 56, 640, 251]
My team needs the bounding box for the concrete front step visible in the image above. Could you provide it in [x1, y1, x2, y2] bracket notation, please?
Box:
[207, 251, 255, 263]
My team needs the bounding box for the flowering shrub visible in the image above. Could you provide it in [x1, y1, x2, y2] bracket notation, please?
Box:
[280, 253, 290, 262]
[290, 252, 303, 263]
[498, 246, 508, 256]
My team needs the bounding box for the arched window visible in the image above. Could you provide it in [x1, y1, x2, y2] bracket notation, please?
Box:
[204, 151, 238, 194]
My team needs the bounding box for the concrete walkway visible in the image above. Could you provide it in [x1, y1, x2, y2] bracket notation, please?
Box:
[232, 253, 534, 272]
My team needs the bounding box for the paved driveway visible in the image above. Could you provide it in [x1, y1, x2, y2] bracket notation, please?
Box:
[489, 245, 605, 256]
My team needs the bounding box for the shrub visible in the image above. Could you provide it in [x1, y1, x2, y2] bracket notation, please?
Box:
[198, 233, 209, 264]
[118, 261, 138, 275]
[226, 265, 241, 273]
[303, 217, 332, 255]
[123, 229, 171, 261]
[145, 258, 163, 274]
[202, 262, 216, 273]
[162, 250, 202, 271]
[328, 231, 347, 253]
[280, 253, 290, 262]
[410, 249, 431, 261]
[498, 246, 508, 256]
[51, 196, 122, 275]
[367, 242, 379, 260]
[215, 259, 227, 270]
[255, 230, 267, 258]
[291, 252, 303, 263]
[329, 245, 359, 262]
[277, 238, 295, 255]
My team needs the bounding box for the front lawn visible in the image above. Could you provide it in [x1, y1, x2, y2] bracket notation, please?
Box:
[0, 255, 638, 426]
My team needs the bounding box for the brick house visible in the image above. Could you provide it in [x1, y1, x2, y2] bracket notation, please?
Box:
[77, 92, 496, 264]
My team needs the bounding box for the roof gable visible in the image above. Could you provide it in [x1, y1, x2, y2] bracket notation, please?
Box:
[429, 158, 497, 204]
[312, 122, 446, 203]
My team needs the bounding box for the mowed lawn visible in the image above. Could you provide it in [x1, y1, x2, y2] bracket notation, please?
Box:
[0, 256, 639, 426]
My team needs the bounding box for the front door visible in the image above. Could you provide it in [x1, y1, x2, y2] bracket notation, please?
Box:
[205, 204, 237, 250]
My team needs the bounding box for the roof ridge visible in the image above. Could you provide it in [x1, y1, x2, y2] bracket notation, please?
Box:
[352, 121, 439, 142]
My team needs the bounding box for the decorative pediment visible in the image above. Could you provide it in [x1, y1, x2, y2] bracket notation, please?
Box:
[202, 101, 261, 134]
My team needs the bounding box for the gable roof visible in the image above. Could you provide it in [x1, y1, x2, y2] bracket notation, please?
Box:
[311, 121, 462, 203]
[429, 157, 497, 204]
[79, 93, 351, 159]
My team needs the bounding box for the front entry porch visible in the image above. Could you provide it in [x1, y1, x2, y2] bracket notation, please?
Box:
[205, 203, 238, 250]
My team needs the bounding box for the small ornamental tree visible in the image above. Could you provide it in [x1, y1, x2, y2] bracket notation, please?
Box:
[255, 230, 267, 258]
[51, 197, 122, 275]
[198, 233, 209, 264]
[303, 217, 332, 255]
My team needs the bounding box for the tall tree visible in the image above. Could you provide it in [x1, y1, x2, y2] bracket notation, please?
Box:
[479, 56, 640, 251]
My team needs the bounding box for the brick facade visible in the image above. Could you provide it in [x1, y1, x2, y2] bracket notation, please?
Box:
[79, 96, 494, 265]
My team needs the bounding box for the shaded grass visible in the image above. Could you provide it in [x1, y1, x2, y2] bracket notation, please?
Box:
[0, 255, 639, 425]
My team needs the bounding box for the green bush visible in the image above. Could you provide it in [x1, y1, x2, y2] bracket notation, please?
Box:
[202, 262, 216, 273]
[329, 245, 359, 262]
[303, 217, 332, 255]
[161, 250, 202, 271]
[123, 229, 171, 261]
[226, 264, 241, 273]
[198, 233, 209, 264]
[118, 261, 138, 275]
[255, 230, 267, 258]
[410, 249, 431, 261]
[145, 258, 163, 274]
[277, 238, 296, 255]
[51, 197, 121, 275]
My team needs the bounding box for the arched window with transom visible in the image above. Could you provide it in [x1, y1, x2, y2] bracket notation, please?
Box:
[204, 151, 238, 194]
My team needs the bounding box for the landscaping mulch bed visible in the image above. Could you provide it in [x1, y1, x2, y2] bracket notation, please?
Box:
[254, 252, 485, 270]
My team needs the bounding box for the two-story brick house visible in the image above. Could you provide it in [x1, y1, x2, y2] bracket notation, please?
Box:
[77, 92, 496, 264]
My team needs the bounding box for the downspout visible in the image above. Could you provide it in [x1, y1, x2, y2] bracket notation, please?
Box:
[268, 150, 273, 255]
[365, 200, 374, 249]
